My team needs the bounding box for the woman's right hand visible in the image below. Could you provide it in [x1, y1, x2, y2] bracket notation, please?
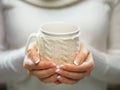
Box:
[23, 43, 57, 83]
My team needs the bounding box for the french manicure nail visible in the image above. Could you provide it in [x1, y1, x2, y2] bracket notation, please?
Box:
[51, 63, 57, 67]
[56, 68, 60, 73]
[57, 75, 61, 79]
[59, 65, 64, 68]
[35, 59, 40, 64]
[33, 57, 40, 64]
[74, 59, 79, 65]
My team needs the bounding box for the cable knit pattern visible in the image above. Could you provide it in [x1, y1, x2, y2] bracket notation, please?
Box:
[39, 35, 80, 65]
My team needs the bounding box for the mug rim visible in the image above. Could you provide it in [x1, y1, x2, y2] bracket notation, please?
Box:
[39, 22, 80, 36]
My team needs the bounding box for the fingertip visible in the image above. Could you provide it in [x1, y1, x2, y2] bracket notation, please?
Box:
[54, 80, 62, 85]
[35, 59, 40, 64]
[56, 76, 62, 80]
[32, 57, 40, 64]
[56, 68, 60, 73]
[57, 64, 64, 68]
[52, 63, 57, 67]
[74, 60, 79, 65]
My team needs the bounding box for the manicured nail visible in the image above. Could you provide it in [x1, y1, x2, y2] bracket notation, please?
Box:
[74, 59, 79, 65]
[56, 68, 60, 73]
[57, 65, 64, 69]
[50, 63, 56, 67]
[52, 63, 57, 67]
[59, 65, 64, 68]
[57, 75, 61, 79]
[33, 57, 40, 64]
[35, 59, 40, 64]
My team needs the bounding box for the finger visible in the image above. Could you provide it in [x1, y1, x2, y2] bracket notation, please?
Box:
[29, 68, 56, 79]
[78, 52, 95, 71]
[24, 60, 56, 70]
[56, 69, 86, 80]
[40, 74, 58, 83]
[54, 80, 62, 85]
[61, 52, 94, 72]
[57, 76, 78, 84]
[60, 64, 85, 72]
[74, 43, 89, 65]
[27, 48, 40, 64]
[24, 56, 34, 67]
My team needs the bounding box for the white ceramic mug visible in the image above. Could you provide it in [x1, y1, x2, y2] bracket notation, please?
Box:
[26, 22, 80, 65]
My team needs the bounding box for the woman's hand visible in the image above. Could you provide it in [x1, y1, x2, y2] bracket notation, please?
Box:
[56, 44, 94, 84]
[23, 43, 57, 83]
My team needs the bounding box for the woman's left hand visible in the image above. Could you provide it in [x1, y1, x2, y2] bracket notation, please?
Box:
[56, 44, 94, 84]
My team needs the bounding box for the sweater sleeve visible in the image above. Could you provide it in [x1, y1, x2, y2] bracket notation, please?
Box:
[0, 1, 27, 83]
[90, 2, 120, 84]
[90, 47, 120, 84]
[0, 47, 28, 83]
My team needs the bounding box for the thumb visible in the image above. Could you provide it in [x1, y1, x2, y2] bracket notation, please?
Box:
[74, 43, 89, 65]
[27, 49, 40, 64]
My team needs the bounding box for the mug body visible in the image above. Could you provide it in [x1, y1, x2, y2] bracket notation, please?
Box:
[37, 22, 80, 65]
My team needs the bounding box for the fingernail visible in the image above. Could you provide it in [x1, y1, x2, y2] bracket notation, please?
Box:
[57, 65, 64, 69]
[74, 59, 79, 65]
[33, 57, 40, 64]
[56, 68, 60, 73]
[57, 75, 61, 79]
[51, 63, 57, 67]
[59, 65, 64, 68]
[35, 59, 40, 64]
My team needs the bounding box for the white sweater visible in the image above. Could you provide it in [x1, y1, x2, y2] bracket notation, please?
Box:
[0, 0, 120, 90]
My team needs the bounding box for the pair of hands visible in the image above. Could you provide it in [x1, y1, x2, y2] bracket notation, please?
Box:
[23, 44, 94, 85]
